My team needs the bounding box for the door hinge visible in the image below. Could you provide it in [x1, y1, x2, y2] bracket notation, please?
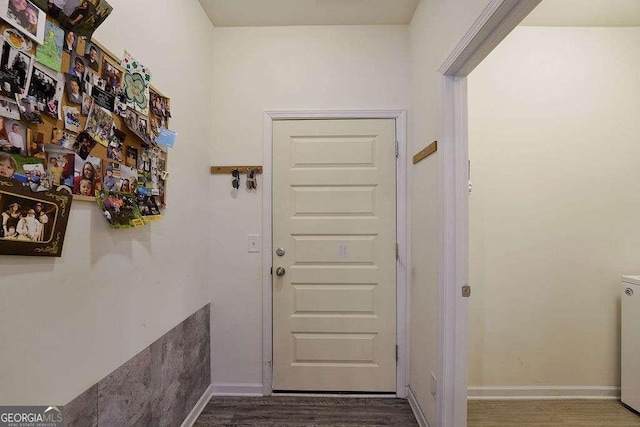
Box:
[395, 345, 399, 363]
[395, 141, 399, 158]
[396, 243, 399, 260]
[462, 284, 471, 298]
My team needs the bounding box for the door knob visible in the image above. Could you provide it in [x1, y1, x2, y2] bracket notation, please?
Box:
[275, 267, 286, 277]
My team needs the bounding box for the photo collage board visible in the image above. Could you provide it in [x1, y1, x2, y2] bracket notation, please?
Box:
[0, 1, 173, 237]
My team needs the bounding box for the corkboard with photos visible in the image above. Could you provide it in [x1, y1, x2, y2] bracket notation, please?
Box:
[0, 14, 170, 226]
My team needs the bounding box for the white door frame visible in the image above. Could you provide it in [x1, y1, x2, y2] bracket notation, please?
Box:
[437, 1, 541, 426]
[262, 110, 408, 397]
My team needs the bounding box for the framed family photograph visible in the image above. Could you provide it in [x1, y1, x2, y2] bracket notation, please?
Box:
[0, 175, 72, 256]
[0, 0, 46, 44]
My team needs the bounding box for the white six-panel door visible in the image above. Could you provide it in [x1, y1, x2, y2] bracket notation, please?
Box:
[272, 119, 397, 392]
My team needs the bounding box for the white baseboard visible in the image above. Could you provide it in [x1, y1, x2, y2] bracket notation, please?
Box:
[408, 386, 430, 427]
[211, 382, 264, 396]
[181, 384, 213, 427]
[467, 386, 620, 400]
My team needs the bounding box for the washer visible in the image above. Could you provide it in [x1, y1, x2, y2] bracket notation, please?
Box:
[622, 275, 640, 412]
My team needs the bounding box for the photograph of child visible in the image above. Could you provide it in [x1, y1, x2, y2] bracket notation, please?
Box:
[6, 119, 25, 155]
[102, 160, 118, 191]
[45, 148, 74, 187]
[0, 151, 16, 178]
[83, 41, 100, 71]
[69, 53, 86, 79]
[72, 153, 101, 195]
[65, 73, 82, 104]
[0, 145, 43, 184]
[46, 154, 63, 186]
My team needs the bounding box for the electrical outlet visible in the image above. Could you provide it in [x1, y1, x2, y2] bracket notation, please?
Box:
[248, 234, 260, 253]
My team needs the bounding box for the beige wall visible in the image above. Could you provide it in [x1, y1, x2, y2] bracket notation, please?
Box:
[0, 0, 214, 405]
[468, 26, 640, 390]
[408, 0, 492, 422]
[209, 25, 410, 389]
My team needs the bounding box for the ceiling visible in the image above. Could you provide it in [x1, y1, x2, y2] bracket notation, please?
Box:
[198, 0, 640, 28]
[521, 0, 640, 27]
[198, 0, 420, 27]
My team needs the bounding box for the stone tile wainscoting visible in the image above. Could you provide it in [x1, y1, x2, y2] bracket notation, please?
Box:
[63, 304, 211, 426]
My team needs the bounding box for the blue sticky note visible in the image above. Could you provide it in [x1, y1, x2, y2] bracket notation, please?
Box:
[157, 129, 177, 148]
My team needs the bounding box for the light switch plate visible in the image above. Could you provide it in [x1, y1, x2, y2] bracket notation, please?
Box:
[248, 234, 260, 253]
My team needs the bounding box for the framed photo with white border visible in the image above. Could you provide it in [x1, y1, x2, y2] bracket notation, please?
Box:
[0, 0, 46, 45]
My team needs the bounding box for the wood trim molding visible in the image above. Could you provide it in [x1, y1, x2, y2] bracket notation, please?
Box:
[210, 166, 262, 174]
[438, 0, 542, 76]
[412, 141, 437, 165]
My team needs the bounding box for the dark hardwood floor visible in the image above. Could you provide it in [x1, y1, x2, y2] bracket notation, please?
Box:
[194, 396, 419, 426]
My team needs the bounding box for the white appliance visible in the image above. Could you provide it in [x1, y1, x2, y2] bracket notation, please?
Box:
[622, 275, 640, 412]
